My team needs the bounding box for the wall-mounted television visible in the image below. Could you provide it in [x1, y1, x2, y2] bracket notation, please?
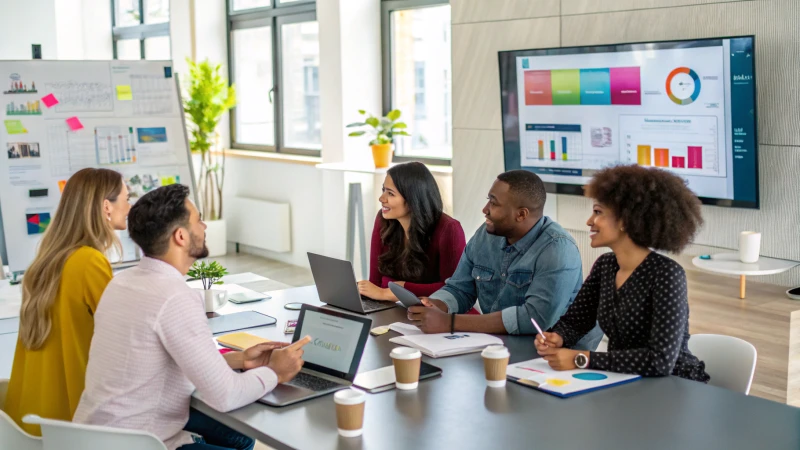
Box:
[499, 36, 759, 209]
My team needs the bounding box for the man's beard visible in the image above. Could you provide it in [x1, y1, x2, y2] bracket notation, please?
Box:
[188, 230, 209, 259]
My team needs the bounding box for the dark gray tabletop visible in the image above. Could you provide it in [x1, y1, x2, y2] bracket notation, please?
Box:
[192, 285, 800, 450]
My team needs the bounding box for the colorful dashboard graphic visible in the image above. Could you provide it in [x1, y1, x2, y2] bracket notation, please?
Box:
[524, 66, 641, 106]
[666, 67, 701, 105]
[26, 212, 51, 235]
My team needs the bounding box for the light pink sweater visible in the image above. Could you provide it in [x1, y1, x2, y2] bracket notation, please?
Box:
[74, 257, 277, 449]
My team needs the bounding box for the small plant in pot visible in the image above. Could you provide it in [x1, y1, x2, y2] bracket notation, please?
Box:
[346, 109, 409, 168]
[188, 260, 229, 312]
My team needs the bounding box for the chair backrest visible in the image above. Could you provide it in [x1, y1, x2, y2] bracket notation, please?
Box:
[23, 415, 167, 450]
[688, 334, 757, 395]
[0, 379, 44, 450]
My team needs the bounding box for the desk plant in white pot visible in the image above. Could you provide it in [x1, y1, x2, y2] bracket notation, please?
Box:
[188, 260, 229, 312]
[184, 59, 236, 257]
[346, 109, 409, 168]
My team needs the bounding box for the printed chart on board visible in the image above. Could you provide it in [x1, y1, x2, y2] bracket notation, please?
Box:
[0, 61, 195, 273]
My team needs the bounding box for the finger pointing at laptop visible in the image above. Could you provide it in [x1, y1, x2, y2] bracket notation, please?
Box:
[268, 335, 312, 384]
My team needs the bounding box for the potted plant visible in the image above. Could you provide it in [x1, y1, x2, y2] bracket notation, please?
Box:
[346, 109, 410, 168]
[184, 59, 237, 257]
[188, 260, 230, 312]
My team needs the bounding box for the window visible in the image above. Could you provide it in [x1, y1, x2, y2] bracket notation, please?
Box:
[383, 0, 452, 163]
[228, 1, 320, 156]
[112, 0, 171, 60]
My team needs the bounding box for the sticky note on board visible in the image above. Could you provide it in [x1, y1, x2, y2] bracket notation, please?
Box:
[58, 180, 67, 193]
[4, 120, 27, 134]
[66, 117, 83, 131]
[164, 66, 172, 78]
[116, 85, 133, 101]
[41, 93, 59, 108]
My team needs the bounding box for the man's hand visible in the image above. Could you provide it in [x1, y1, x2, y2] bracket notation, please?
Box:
[267, 335, 312, 383]
[419, 297, 448, 312]
[241, 342, 290, 371]
[542, 348, 587, 371]
[357, 281, 393, 301]
[408, 302, 451, 334]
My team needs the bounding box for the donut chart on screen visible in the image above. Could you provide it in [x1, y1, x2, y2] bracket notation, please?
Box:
[666, 67, 701, 105]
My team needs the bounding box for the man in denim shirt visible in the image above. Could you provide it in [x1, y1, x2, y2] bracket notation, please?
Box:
[409, 170, 602, 351]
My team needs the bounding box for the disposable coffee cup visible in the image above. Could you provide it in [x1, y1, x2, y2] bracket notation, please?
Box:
[390, 347, 422, 390]
[481, 345, 510, 388]
[333, 389, 366, 437]
[739, 231, 761, 264]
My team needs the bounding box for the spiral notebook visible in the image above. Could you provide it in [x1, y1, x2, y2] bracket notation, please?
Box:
[507, 358, 640, 398]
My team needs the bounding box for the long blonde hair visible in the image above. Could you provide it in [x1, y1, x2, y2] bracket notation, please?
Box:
[19, 168, 123, 350]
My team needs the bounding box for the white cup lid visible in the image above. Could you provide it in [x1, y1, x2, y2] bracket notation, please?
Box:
[334, 388, 366, 405]
[390, 346, 422, 360]
[481, 345, 510, 358]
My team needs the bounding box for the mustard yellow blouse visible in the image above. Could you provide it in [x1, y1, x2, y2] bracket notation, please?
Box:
[4, 246, 112, 436]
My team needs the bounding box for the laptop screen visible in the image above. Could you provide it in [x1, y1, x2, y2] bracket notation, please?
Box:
[296, 308, 367, 375]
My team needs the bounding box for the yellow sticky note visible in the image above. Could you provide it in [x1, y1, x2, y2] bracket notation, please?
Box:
[116, 85, 133, 101]
[4, 120, 27, 134]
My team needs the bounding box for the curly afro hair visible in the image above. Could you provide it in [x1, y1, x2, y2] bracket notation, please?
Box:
[585, 165, 703, 253]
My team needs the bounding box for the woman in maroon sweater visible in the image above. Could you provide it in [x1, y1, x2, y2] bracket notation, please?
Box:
[357, 162, 466, 301]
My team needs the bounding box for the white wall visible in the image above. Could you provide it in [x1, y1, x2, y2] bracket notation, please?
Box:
[0, 0, 58, 59]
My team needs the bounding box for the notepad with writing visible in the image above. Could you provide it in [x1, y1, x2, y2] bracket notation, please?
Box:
[216, 332, 271, 351]
[389, 333, 503, 358]
[507, 358, 640, 398]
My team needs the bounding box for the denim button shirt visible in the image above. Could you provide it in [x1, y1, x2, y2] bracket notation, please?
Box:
[430, 217, 591, 339]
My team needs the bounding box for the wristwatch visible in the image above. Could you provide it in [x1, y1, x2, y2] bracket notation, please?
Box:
[574, 352, 589, 369]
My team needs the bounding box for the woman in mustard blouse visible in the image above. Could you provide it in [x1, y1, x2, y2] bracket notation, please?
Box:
[4, 168, 131, 435]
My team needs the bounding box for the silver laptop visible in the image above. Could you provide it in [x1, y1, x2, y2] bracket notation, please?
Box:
[259, 304, 371, 407]
[307, 252, 397, 314]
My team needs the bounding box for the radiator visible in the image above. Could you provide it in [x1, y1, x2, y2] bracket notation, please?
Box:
[226, 196, 291, 253]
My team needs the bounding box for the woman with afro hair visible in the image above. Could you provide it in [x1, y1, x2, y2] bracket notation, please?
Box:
[534, 165, 710, 382]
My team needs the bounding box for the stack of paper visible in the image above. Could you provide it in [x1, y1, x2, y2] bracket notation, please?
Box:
[507, 358, 640, 398]
[216, 332, 271, 351]
[389, 332, 503, 358]
[388, 322, 423, 336]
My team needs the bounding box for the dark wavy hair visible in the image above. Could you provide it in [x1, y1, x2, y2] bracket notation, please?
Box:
[378, 162, 443, 282]
[586, 165, 703, 253]
[128, 184, 192, 257]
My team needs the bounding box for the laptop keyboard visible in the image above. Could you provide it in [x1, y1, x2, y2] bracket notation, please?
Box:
[285, 372, 344, 392]
[361, 297, 392, 312]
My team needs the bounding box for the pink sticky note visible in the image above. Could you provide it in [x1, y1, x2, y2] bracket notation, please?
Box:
[66, 117, 84, 131]
[41, 93, 59, 108]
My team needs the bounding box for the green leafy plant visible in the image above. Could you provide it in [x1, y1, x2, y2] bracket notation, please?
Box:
[187, 260, 229, 290]
[183, 59, 237, 221]
[346, 109, 410, 145]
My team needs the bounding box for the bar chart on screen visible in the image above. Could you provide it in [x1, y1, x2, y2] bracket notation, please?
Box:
[523, 124, 583, 163]
[621, 115, 723, 177]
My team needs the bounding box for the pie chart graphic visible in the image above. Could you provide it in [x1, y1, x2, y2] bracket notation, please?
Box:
[666, 67, 701, 105]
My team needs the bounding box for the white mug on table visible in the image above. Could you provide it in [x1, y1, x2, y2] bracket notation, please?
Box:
[739, 231, 761, 264]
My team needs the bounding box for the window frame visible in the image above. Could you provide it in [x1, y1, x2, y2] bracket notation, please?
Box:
[111, 0, 171, 60]
[381, 0, 452, 166]
[227, 0, 320, 157]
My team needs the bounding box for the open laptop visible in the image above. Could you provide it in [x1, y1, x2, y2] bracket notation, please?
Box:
[307, 252, 397, 314]
[259, 304, 372, 407]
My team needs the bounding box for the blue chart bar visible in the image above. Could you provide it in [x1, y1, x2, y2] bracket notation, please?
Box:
[562, 136, 568, 161]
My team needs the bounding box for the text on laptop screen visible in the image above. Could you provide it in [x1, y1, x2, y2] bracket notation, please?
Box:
[299, 310, 365, 373]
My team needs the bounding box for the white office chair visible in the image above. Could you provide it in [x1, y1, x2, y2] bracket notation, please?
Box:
[688, 334, 757, 395]
[0, 378, 43, 450]
[23, 414, 167, 450]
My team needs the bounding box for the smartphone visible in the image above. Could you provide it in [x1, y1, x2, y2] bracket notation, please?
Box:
[353, 362, 442, 393]
[228, 292, 271, 304]
[388, 282, 422, 308]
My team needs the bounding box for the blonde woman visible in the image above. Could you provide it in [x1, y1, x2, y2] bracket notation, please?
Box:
[4, 168, 131, 435]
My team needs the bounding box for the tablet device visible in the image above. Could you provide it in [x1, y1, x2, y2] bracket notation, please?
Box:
[228, 291, 271, 304]
[388, 282, 422, 308]
[353, 361, 442, 393]
[208, 311, 277, 335]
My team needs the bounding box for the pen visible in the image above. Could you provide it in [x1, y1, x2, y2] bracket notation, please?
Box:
[531, 318, 546, 345]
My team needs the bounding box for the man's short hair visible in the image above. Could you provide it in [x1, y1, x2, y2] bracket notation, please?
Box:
[128, 184, 192, 257]
[496, 170, 546, 212]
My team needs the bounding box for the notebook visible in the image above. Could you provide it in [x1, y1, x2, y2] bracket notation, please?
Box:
[389, 332, 503, 358]
[507, 358, 640, 398]
[216, 332, 271, 350]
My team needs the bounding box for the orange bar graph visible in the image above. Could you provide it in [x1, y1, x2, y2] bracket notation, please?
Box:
[538, 140, 544, 159]
[654, 148, 669, 167]
[637, 145, 651, 166]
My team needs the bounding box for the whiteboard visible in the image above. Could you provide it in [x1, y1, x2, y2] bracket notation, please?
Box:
[0, 60, 196, 273]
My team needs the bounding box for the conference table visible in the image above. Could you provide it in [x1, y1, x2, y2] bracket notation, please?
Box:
[192, 284, 800, 450]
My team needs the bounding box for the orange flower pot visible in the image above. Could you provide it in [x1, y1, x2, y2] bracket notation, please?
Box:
[371, 144, 393, 168]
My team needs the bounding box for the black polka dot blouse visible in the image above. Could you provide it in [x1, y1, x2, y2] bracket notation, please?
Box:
[551, 252, 710, 382]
